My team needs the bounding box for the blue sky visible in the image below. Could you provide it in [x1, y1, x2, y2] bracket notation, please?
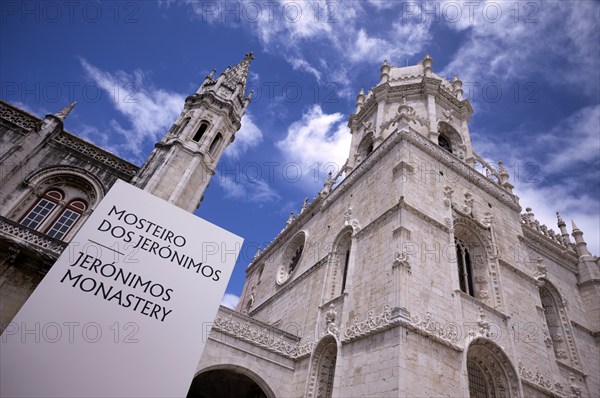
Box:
[2, 1, 599, 308]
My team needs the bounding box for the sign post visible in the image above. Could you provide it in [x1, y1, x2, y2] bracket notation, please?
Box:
[1, 180, 243, 397]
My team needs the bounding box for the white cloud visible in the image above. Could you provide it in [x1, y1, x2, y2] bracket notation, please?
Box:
[226, 113, 263, 158]
[287, 57, 322, 81]
[534, 105, 600, 174]
[176, 1, 433, 95]
[471, 105, 599, 256]
[216, 172, 281, 203]
[79, 58, 184, 159]
[221, 293, 240, 310]
[276, 105, 351, 186]
[440, 1, 600, 98]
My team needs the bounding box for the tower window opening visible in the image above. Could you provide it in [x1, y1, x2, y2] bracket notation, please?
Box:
[438, 134, 453, 153]
[456, 239, 474, 297]
[177, 117, 190, 135]
[209, 133, 223, 155]
[341, 248, 350, 293]
[193, 122, 208, 142]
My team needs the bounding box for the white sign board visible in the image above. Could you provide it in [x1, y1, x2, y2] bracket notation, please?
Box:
[1, 180, 243, 397]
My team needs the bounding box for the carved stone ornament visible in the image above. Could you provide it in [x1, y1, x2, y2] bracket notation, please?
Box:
[344, 305, 392, 340]
[518, 359, 565, 395]
[534, 257, 548, 286]
[393, 250, 411, 272]
[476, 307, 491, 337]
[443, 186, 454, 208]
[379, 97, 428, 131]
[324, 304, 340, 338]
[343, 207, 361, 235]
[213, 312, 310, 360]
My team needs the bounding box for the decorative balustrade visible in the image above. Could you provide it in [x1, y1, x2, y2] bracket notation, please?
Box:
[472, 151, 503, 185]
[520, 209, 574, 251]
[0, 101, 41, 132]
[0, 216, 66, 256]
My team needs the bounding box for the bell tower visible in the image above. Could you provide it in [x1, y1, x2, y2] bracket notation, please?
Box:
[132, 52, 254, 212]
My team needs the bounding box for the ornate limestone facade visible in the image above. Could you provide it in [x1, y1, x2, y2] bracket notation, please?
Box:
[193, 55, 599, 397]
[0, 53, 598, 397]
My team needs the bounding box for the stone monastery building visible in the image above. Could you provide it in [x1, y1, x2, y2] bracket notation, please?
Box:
[0, 53, 598, 398]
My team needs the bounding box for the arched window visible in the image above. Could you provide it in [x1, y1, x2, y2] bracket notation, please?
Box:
[453, 221, 496, 306]
[276, 232, 306, 285]
[209, 133, 223, 155]
[193, 121, 209, 142]
[466, 339, 520, 397]
[467, 360, 488, 398]
[539, 282, 580, 367]
[326, 228, 354, 300]
[20, 189, 63, 230]
[438, 134, 453, 153]
[456, 238, 474, 296]
[46, 199, 87, 240]
[256, 264, 264, 285]
[177, 117, 190, 135]
[356, 133, 374, 162]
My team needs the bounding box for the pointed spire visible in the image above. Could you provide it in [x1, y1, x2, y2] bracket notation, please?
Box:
[355, 88, 365, 113]
[423, 53, 433, 76]
[571, 219, 591, 257]
[54, 102, 77, 121]
[452, 74, 463, 99]
[380, 59, 391, 83]
[222, 51, 254, 95]
[556, 212, 565, 226]
[556, 212, 571, 244]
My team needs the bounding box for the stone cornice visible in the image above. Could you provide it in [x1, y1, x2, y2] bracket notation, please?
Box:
[456, 290, 510, 321]
[354, 202, 399, 239]
[206, 336, 295, 370]
[402, 197, 451, 233]
[219, 306, 300, 341]
[520, 379, 565, 398]
[249, 257, 328, 316]
[211, 306, 303, 361]
[341, 305, 463, 352]
[349, 76, 473, 127]
[570, 320, 597, 336]
[53, 132, 138, 178]
[186, 92, 243, 130]
[518, 233, 578, 273]
[577, 279, 600, 289]
[556, 360, 586, 378]
[498, 259, 539, 286]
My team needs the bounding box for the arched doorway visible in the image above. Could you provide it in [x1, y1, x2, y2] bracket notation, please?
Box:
[466, 338, 520, 397]
[187, 368, 273, 398]
[306, 335, 338, 398]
